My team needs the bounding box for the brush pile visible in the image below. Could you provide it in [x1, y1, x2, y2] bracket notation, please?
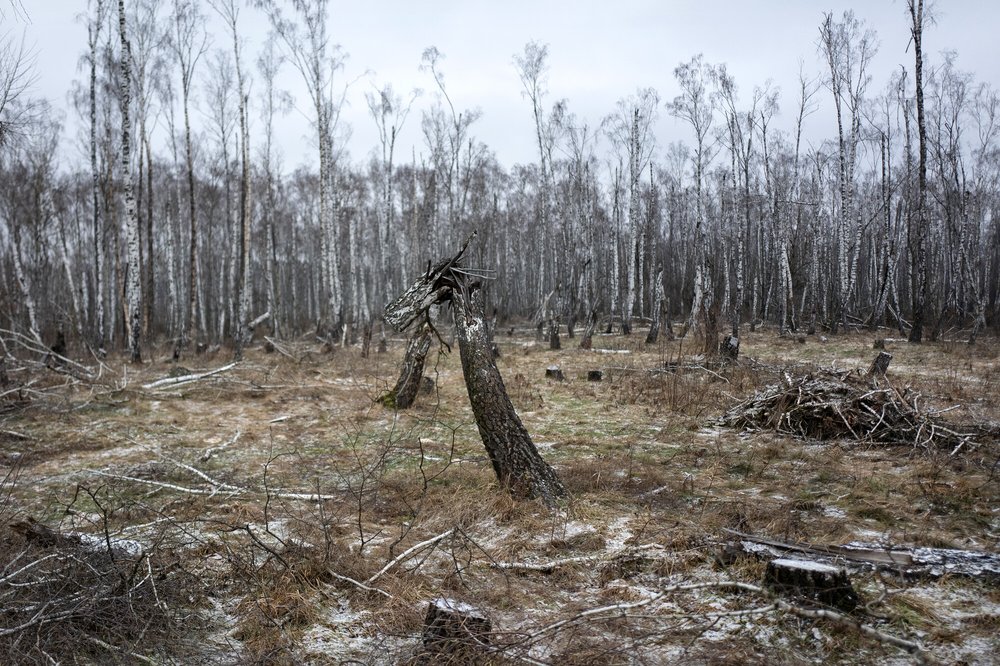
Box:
[721, 368, 984, 453]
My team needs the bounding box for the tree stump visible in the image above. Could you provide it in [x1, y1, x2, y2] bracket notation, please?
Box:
[719, 334, 740, 363]
[587, 370, 603, 382]
[545, 365, 564, 381]
[548, 321, 561, 350]
[764, 557, 860, 612]
[422, 598, 491, 656]
[867, 351, 892, 379]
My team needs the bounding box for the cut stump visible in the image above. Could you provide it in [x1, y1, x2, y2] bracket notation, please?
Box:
[719, 334, 740, 363]
[764, 557, 860, 612]
[422, 598, 492, 655]
[545, 365, 565, 381]
[867, 351, 892, 379]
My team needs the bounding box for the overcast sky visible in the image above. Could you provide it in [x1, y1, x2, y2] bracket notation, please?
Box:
[10, 0, 1000, 172]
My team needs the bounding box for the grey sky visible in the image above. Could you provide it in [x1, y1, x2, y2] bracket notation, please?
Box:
[12, 0, 1000, 172]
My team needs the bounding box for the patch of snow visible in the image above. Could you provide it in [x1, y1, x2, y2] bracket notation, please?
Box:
[76, 532, 145, 558]
[823, 505, 847, 519]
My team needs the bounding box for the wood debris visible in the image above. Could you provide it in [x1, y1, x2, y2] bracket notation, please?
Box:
[720, 368, 987, 452]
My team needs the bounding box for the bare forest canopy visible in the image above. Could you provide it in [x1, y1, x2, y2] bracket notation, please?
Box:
[0, 0, 998, 361]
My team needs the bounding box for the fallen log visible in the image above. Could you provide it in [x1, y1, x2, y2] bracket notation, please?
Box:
[141, 362, 237, 390]
[725, 529, 1000, 580]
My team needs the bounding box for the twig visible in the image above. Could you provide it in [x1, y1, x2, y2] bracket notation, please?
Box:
[86, 637, 158, 665]
[326, 573, 392, 598]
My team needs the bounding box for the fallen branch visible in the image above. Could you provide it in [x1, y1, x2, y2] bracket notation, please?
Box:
[327, 572, 392, 599]
[519, 579, 929, 663]
[366, 528, 456, 584]
[491, 543, 663, 573]
[263, 336, 298, 362]
[719, 369, 980, 452]
[141, 362, 238, 391]
[91, 470, 342, 502]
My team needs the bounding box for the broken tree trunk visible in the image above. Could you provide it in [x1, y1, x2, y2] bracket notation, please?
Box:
[580, 310, 597, 350]
[384, 237, 566, 506]
[381, 323, 432, 409]
[453, 287, 567, 506]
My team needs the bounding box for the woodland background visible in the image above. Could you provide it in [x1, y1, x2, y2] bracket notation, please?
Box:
[0, 0, 996, 359]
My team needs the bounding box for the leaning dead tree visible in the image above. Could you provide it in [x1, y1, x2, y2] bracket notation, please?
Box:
[384, 237, 567, 506]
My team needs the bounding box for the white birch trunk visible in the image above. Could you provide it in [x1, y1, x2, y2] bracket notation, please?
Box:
[118, 0, 142, 362]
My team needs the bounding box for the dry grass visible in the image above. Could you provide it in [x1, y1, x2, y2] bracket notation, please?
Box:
[0, 327, 998, 664]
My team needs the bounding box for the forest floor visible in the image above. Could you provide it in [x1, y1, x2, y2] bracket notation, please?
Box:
[1, 325, 999, 665]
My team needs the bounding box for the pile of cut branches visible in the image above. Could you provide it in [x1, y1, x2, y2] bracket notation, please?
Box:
[720, 369, 985, 453]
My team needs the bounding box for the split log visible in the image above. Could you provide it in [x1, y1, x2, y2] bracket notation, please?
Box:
[422, 598, 491, 655]
[764, 557, 859, 612]
[545, 365, 564, 381]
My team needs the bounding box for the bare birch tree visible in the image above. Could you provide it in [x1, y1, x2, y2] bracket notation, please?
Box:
[819, 11, 877, 333]
[669, 55, 717, 338]
[168, 0, 208, 349]
[118, 0, 142, 362]
[264, 0, 346, 339]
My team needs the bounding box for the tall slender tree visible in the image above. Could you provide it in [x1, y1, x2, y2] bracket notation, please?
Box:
[118, 0, 142, 362]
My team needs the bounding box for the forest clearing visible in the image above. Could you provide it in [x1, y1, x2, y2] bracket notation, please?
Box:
[1, 326, 998, 664]
[3, 0, 1000, 662]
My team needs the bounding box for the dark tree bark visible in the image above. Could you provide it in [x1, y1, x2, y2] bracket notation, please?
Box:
[452, 286, 566, 505]
[384, 238, 566, 506]
[381, 323, 431, 409]
[907, 0, 929, 343]
[580, 310, 597, 350]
